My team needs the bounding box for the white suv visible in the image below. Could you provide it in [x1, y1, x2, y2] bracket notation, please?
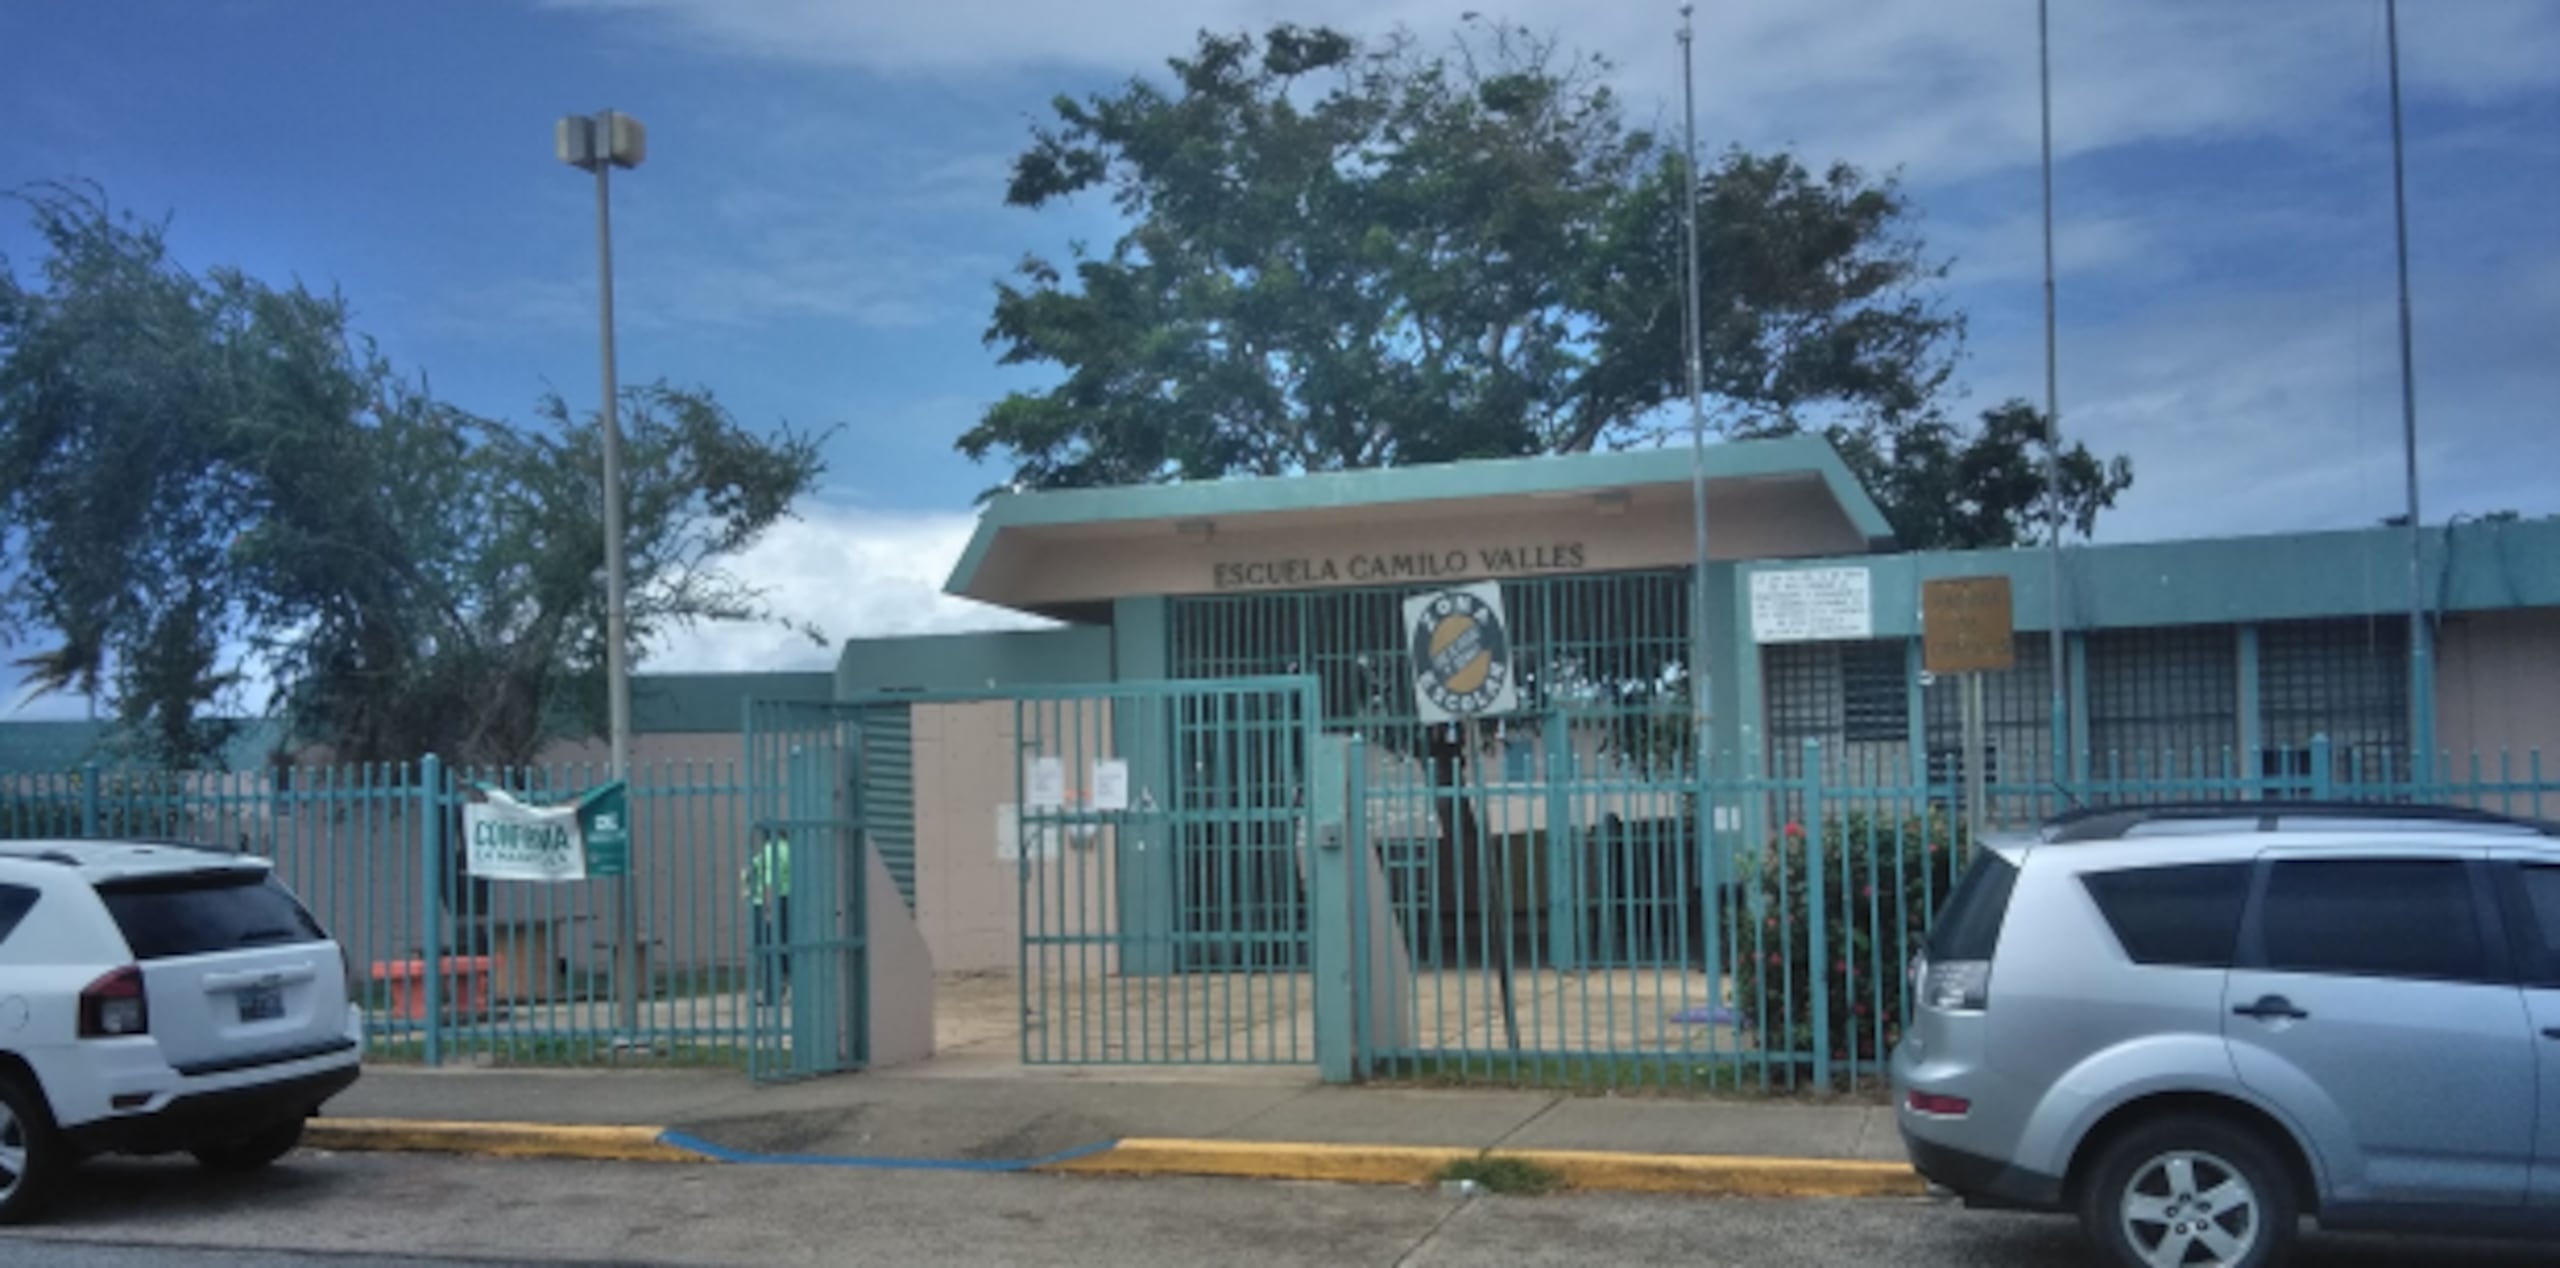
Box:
[0, 838, 363, 1222]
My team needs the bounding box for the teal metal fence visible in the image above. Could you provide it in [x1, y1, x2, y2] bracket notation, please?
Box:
[0, 757, 758, 1068]
[1349, 727, 2555, 1092]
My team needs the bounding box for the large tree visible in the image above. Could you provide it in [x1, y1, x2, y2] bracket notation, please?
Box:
[962, 22, 2131, 546]
[0, 187, 828, 770]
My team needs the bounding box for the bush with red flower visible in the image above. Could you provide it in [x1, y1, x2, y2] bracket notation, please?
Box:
[1725, 808, 1968, 1071]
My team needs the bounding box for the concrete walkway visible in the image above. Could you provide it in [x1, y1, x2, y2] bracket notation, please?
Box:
[318, 1064, 1919, 1197]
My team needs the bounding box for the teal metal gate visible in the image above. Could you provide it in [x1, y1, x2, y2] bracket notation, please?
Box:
[743, 699, 871, 1082]
[1010, 678, 1321, 1065]
[824, 678, 1323, 1066]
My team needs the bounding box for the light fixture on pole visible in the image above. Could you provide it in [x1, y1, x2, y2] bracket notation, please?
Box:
[556, 107, 646, 1039]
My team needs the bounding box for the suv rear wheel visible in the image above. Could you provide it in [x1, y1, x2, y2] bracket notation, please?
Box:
[191, 1117, 306, 1173]
[0, 1075, 65, 1225]
[2078, 1115, 2298, 1268]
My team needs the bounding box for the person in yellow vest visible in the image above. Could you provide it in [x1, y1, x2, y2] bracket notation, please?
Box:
[743, 829, 791, 1005]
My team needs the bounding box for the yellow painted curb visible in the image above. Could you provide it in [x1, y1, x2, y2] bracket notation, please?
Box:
[308, 1118, 706, 1164]
[1042, 1139, 1924, 1199]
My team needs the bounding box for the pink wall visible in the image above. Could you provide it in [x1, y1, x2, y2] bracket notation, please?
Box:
[2437, 608, 2560, 768]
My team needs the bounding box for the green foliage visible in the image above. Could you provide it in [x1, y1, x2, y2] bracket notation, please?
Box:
[1839, 400, 2135, 549]
[1728, 810, 1967, 1069]
[0, 770, 196, 840]
[0, 185, 831, 769]
[1436, 1153, 1564, 1196]
[963, 23, 2133, 549]
[970, 23, 1646, 485]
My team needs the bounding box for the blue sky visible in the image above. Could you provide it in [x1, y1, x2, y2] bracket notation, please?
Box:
[2, 0, 2555, 713]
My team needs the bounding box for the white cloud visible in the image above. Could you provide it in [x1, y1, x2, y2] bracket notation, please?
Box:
[539, 0, 2560, 185]
[640, 503, 1048, 674]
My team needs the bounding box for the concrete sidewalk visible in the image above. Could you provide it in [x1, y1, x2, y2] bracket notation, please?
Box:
[316, 1064, 1920, 1197]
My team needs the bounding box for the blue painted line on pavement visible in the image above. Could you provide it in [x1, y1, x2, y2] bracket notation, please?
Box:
[656, 1130, 1119, 1172]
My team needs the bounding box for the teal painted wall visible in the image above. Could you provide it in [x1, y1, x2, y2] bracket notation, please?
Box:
[835, 625, 1113, 697]
[1112, 597, 1171, 681]
[633, 672, 833, 733]
[1742, 518, 2560, 638]
[1106, 596, 1178, 974]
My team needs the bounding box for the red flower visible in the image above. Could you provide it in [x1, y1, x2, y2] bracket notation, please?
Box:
[1766, 953, 1781, 966]
[1784, 822, 1805, 839]
[1853, 1002, 1869, 1017]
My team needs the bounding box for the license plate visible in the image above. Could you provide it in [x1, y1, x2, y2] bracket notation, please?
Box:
[237, 984, 284, 1023]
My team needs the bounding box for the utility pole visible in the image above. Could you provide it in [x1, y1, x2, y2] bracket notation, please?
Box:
[2385, 0, 2431, 789]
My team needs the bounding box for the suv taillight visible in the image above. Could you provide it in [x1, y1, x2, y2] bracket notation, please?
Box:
[1922, 960, 1992, 1012]
[80, 966, 150, 1038]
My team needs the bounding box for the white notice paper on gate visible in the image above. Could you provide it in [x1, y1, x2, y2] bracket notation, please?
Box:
[1026, 757, 1068, 810]
[1090, 760, 1130, 812]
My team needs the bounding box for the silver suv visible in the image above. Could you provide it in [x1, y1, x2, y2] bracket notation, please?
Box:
[1893, 802, 2560, 1267]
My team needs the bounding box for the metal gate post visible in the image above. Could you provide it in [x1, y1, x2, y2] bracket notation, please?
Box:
[1309, 734, 1353, 1083]
[1543, 711, 1579, 971]
[1804, 740, 1829, 1091]
[788, 740, 826, 1076]
[419, 754, 444, 1067]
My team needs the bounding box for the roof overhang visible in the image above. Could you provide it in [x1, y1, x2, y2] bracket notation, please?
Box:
[947, 434, 1894, 617]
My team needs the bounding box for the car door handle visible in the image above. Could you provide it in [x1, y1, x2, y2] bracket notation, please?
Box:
[2233, 995, 2309, 1022]
[2542, 1028, 2560, 1041]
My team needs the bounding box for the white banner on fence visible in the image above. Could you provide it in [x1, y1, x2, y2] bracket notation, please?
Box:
[463, 787, 588, 882]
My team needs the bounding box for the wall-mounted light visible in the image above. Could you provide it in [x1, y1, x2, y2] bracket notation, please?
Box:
[1175, 518, 1217, 544]
[1591, 489, 1632, 517]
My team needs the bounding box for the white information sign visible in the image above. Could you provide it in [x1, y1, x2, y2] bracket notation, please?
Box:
[1026, 756, 1068, 810]
[1090, 760, 1131, 812]
[1749, 567, 1874, 643]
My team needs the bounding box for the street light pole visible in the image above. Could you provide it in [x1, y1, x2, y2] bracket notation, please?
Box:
[594, 147, 631, 799]
[1678, 1, 1723, 1026]
[2038, 0, 2067, 786]
[557, 109, 646, 1040]
[2384, 0, 2432, 789]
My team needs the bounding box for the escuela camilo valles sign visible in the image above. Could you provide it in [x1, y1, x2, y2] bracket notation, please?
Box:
[1213, 541, 1588, 592]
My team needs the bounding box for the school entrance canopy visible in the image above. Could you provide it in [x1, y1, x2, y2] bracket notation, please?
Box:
[945, 434, 1895, 620]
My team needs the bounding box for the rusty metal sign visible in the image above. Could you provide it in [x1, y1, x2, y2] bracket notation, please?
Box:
[1922, 576, 2016, 675]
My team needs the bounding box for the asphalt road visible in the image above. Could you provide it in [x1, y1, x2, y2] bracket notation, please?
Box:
[4, 1150, 2555, 1267]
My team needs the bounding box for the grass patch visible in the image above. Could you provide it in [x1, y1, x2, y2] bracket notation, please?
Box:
[1436, 1153, 1563, 1196]
[1369, 1053, 1892, 1104]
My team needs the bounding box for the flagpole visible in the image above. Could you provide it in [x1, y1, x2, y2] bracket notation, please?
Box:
[2038, 0, 2068, 787]
[1678, 0, 1722, 1026]
[2385, 0, 2431, 787]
